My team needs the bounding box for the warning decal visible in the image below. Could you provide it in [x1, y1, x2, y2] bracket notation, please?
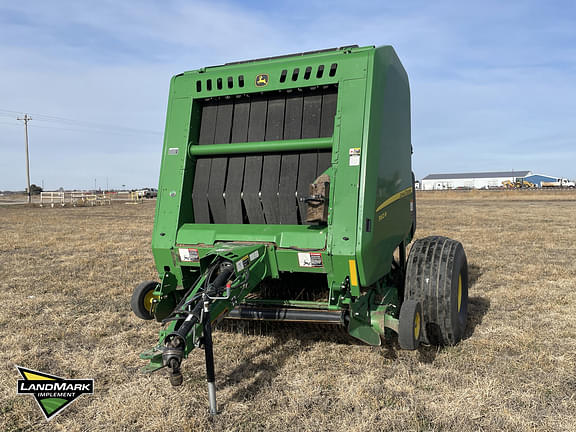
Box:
[297, 252, 323, 268]
[179, 248, 199, 262]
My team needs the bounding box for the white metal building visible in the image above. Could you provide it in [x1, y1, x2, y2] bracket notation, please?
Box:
[421, 171, 532, 190]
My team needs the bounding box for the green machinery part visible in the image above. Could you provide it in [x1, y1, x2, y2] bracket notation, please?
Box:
[132, 44, 469, 415]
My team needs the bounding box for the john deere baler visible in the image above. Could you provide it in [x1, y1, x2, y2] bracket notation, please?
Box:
[132, 45, 469, 414]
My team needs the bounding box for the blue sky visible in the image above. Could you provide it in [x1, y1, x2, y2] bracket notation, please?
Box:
[0, 0, 575, 190]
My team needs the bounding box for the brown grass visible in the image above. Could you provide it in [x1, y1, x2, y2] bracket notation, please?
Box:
[1, 192, 575, 431]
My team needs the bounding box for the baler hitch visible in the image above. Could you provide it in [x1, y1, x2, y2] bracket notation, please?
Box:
[140, 244, 271, 415]
[162, 293, 220, 413]
[161, 262, 234, 413]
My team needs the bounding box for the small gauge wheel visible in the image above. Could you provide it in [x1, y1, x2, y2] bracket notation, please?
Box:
[131, 281, 159, 320]
[398, 299, 422, 350]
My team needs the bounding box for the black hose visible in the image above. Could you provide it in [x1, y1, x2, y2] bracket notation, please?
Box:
[206, 263, 234, 296]
[173, 301, 203, 339]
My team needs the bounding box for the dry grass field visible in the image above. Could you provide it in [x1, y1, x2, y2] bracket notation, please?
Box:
[1, 190, 575, 431]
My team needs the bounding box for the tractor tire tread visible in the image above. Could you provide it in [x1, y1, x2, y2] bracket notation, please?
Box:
[405, 236, 468, 346]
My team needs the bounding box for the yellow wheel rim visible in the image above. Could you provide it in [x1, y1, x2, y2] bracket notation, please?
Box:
[457, 274, 462, 313]
[143, 289, 158, 313]
[414, 311, 421, 340]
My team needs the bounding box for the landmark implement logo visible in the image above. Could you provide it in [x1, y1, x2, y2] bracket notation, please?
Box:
[16, 366, 94, 420]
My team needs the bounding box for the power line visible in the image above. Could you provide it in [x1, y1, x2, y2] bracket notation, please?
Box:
[0, 119, 160, 137]
[33, 116, 162, 135]
[0, 109, 23, 115]
[0, 108, 162, 136]
[0, 120, 20, 127]
[17, 122, 161, 137]
[0, 113, 22, 120]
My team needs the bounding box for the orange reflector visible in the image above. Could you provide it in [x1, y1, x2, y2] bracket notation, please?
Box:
[348, 260, 358, 286]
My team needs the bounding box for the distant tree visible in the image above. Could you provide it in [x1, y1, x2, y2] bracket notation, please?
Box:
[29, 184, 43, 195]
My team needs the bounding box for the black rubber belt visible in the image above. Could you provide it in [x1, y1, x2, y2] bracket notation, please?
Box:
[279, 91, 303, 224]
[242, 96, 267, 224]
[297, 90, 322, 223]
[317, 88, 337, 175]
[225, 97, 250, 224]
[261, 96, 284, 224]
[192, 99, 218, 223]
[207, 102, 233, 223]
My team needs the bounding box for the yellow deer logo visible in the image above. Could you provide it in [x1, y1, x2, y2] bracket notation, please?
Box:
[255, 73, 269, 87]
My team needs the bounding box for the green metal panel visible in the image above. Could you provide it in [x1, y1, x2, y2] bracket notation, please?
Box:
[175, 224, 327, 249]
[152, 94, 193, 281]
[172, 46, 372, 100]
[326, 77, 367, 257]
[355, 46, 412, 287]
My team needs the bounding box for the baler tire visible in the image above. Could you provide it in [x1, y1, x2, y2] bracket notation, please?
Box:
[398, 299, 422, 350]
[405, 236, 468, 346]
[131, 281, 159, 320]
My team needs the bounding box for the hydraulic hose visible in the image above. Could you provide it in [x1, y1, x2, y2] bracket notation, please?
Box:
[167, 262, 234, 348]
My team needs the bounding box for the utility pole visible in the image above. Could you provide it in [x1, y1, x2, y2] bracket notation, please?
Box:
[17, 114, 32, 203]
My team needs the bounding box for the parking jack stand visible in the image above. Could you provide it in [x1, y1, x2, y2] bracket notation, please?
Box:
[203, 305, 218, 415]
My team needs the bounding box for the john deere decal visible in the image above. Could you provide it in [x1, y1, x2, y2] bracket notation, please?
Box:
[16, 366, 94, 420]
[255, 73, 269, 87]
